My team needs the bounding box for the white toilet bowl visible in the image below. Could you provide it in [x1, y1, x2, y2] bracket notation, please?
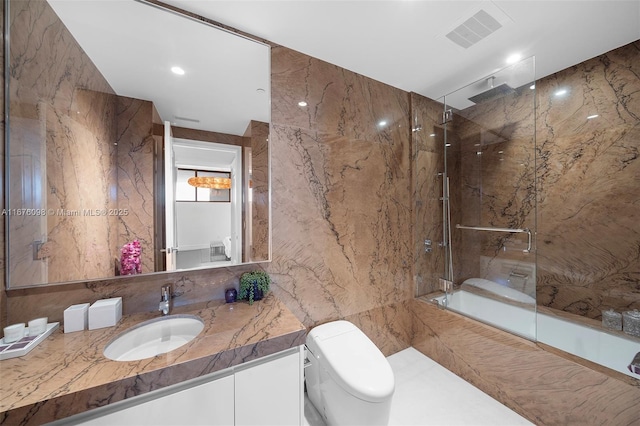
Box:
[305, 320, 395, 425]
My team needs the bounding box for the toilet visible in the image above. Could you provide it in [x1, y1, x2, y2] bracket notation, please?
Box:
[305, 320, 395, 425]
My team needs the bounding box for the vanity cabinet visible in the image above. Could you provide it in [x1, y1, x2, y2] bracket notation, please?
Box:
[58, 346, 303, 426]
[234, 349, 302, 425]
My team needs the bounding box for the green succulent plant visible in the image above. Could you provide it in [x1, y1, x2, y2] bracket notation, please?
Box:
[238, 270, 271, 305]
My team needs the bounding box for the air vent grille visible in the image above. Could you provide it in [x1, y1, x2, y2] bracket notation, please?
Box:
[174, 116, 200, 123]
[445, 9, 502, 49]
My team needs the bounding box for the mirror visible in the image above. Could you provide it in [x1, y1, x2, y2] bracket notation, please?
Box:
[5, 0, 271, 288]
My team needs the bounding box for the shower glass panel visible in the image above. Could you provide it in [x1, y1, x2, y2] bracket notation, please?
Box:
[440, 57, 537, 340]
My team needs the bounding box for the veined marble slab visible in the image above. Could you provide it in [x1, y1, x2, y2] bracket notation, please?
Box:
[0, 294, 306, 425]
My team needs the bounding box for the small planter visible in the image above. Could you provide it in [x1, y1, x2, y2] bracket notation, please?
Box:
[239, 270, 271, 305]
[248, 282, 264, 302]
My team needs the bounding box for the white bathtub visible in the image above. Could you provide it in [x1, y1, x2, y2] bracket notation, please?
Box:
[434, 290, 536, 340]
[433, 290, 640, 379]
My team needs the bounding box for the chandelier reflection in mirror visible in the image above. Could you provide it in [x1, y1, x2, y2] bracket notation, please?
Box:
[188, 176, 232, 189]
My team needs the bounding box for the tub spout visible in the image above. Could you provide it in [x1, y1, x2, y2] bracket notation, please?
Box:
[428, 297, 446, 310]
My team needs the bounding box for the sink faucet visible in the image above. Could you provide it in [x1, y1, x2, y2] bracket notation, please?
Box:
[629, 352, 640, 375]
[159, 284, 172, 315]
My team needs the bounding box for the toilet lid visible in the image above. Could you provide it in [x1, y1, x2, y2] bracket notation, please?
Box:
[309, 323, 394, 403]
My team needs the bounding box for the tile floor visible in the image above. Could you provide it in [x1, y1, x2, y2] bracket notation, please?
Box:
[304, 347, 533, 426]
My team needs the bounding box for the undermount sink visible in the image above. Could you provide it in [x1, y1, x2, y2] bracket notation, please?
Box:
[104, 314, 204, 361]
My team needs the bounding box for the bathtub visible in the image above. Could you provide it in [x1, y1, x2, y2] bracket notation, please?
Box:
[433, 290, 536, 340]
[433, 290, 640, 379]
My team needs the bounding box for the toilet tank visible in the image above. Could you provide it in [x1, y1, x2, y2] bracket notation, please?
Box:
[305, 321, 394, 402]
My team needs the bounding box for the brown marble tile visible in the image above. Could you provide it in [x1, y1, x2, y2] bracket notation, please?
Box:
[2, 3, 637, 425]
[267, 45, 413, 328]
[536, 41, 640, 319]
[410, 298, 640, 425]
[344, 301, 412, 357]
[7, 0, 120, 286]
[115, 96, 158, 275]
[0, 293, 305, 425]
[5, 263, 266, 325]
[271, 47, 409, 141]
[247, 120, 270, 261]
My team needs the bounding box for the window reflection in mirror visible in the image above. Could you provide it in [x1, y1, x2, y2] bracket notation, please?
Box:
[5, 0, 271, 288]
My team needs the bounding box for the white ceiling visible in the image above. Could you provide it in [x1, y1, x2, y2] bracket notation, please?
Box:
[48, 0, 271, 136]
[48, 0, 639, 133]
[173, 139, 238, 170]
[163, 0, 640, 102]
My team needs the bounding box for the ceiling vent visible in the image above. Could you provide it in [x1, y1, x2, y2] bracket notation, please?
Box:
[445, 9, 503, 49]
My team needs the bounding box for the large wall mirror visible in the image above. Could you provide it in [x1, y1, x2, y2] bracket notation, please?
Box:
[5, 0, 271, 288]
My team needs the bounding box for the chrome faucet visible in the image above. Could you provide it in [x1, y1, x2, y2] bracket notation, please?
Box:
[159, 284, 172, 315]
[629, 352, 640, 375]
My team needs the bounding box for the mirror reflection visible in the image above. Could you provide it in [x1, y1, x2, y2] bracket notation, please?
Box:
[6, 0, 271, 288]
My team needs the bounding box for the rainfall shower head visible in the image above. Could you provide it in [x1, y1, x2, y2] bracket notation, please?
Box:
[468, 83, 515, 104]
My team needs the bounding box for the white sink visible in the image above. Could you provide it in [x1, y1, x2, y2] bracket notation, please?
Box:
[104, 314, 204, 361]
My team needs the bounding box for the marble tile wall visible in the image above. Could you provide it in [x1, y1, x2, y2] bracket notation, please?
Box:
[246, 120, 270, 262]
[116, 96, 159, 275]
[7, 0, 119, 286]
[6, 264, 259, 326]
[44, 89, 119, 283]
[536, 40, 640, 319]
[410, 298, 640, 425]
[0, 6, 637, 426]
[265, 46, 414, 354]
[4, 31, 416, 358]
[6, 0, 164, 286]
[421, 41, 639, 319]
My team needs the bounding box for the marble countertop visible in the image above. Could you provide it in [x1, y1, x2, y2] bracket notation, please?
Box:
[0, 294, 307, 425]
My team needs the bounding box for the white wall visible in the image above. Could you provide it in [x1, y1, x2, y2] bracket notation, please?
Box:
[176, 202, 231, 250]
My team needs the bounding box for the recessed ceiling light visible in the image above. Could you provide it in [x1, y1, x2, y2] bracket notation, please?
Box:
[429, 133, 436, 137]
[587, 114, 599, 119]
[171, 66, 185, 75]
[506, 53, 522, 64]
[298, 101, 307, 107]
[378, 120, 387, 127]
[529, 84, 535, 90]
[554, 89, 568, 97]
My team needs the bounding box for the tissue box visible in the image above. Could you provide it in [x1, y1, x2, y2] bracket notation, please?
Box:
[88, 297, 122, 330]
[64, 303, 90, 333]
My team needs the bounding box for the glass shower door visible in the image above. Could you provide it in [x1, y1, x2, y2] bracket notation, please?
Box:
[440, 57, 537, 340]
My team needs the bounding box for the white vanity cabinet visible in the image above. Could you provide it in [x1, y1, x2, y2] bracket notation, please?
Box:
[234, 349, 302, 426]
[56, 346, 303, 426]
[76, 374, 235, 426]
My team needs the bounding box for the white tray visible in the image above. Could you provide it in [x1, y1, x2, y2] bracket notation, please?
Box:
[0, 322, 59, 360]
